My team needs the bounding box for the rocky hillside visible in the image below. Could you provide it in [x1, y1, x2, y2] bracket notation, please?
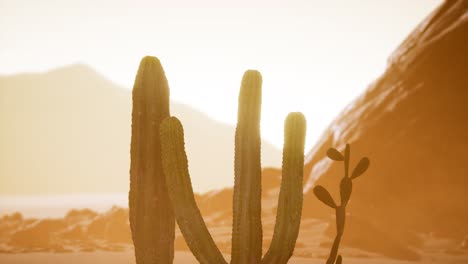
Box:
[302, 0, 468, 239]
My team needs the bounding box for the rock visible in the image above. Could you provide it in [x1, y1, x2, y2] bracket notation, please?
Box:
[324, 215, 421, 261]
[87, 206, 131, 243]
[61, 225, 87, 241]
[1, 212, 23, 222]
[9, 219, 66, 248]
[461, 236, 468, 250]
[64, 209, 98, 224]
[0, 212, 24, 239]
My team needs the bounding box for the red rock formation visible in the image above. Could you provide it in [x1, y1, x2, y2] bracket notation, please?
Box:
[9, 219, 66, 248]
[303, 0, 468, 240]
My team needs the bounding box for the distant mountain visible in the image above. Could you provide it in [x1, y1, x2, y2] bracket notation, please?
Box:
[302, 0, 468, 238]
[0, 64, 281, 194]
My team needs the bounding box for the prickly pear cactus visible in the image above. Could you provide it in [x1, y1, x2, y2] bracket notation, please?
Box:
[314, 144, 370, 264]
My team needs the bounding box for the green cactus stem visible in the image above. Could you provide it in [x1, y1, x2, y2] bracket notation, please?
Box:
[129, 56, 175, 264]
[314, 144, 370, 264]
[160, 117, 227, 264]
[231, 70, 263, 264]
[262, 112, 306, 264]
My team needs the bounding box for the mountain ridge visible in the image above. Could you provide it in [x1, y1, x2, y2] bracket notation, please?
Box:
[302, 0, 468, 237]
[0, 63, 282, 194]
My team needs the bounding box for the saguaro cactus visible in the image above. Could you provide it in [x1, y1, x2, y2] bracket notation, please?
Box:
[262, 113, 306, 264]
[231, 70, 263, 264]
[160, 70, 307, 264]
[313, 144, 370, 264]
[129, 56, 175, 264]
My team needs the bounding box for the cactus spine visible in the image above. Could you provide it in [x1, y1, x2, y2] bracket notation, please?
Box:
[129, 56, 175, 264]
[313, 144, 370, 264]
[160, 70, 307, 264]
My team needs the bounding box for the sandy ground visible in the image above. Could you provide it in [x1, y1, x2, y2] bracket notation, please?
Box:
[1, 250, 468, 264]
[1, 204, 467, 264]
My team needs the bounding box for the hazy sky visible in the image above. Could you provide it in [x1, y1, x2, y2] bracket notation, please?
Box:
[0, 0, 441, 150]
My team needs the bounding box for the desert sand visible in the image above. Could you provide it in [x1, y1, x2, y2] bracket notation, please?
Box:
[1, 250, 468, 264]
[0, 206, 467, 264]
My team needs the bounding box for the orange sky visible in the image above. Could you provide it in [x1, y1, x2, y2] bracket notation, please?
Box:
[0, 0, 442, 149]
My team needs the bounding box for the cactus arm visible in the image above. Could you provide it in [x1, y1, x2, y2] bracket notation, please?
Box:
[231, 70, 263, 264]
[262, 112, 306, 264]
[129, 56, 175, 264]
[344, 144, 350, 178]
[336, 255, 343, 264]
[350, 158, 370, 180]
[327, 233, 343, 264]
[160, 117, 227, 264]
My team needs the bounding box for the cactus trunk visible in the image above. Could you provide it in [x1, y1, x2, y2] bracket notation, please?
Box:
[262, 112, 306, 264]
[129, 56, 175, 264]
[231, 70, 263, 264]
